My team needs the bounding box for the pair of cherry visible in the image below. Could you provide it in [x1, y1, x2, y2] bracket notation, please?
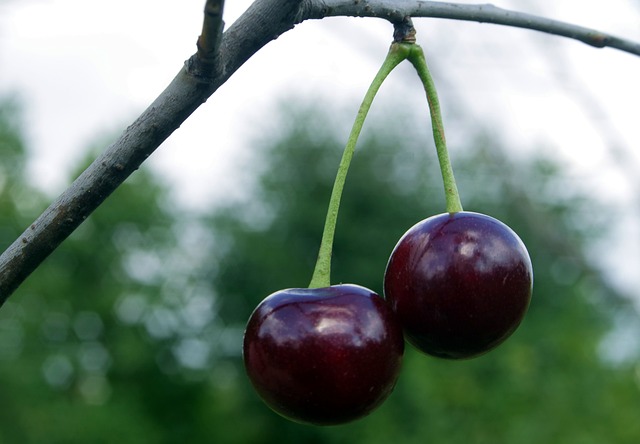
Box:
[242, 41, 533, 426]
[243, 211, 532, 425]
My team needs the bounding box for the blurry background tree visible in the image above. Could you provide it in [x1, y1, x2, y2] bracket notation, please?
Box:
[2, 93, 639, 442]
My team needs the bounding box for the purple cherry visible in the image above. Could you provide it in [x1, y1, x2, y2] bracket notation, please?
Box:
[243, 284, 404, 425]
[384, 211, 533, 359]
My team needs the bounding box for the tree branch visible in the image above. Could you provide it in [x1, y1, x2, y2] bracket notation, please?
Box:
[193, 0, 226, 77]
[1, 0, 639, 305]
[301, 0, 640, 56]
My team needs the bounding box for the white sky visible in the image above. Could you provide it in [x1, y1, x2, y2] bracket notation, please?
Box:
[1, 0, 640, 300]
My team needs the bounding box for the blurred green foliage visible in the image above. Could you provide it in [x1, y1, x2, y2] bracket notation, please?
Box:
[1, 97, 639, 443]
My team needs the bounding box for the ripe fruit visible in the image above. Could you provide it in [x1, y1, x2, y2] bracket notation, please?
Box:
[242, 45, 410, 424]
[243, 284, 404, 425]
[384, 211, 533, 359]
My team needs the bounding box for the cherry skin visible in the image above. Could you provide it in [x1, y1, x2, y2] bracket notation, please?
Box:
[384, 211, 533, 359]
[243, 284, 404, 425]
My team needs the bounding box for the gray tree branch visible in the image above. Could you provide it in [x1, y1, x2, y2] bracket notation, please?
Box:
[303, 0, 640, 55]
[1, 0, 639, 304]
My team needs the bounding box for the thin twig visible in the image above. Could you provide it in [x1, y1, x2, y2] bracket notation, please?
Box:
[1, 0, 639, 304]
[193, 0, 226, 78]
[300, 0, 640, 57]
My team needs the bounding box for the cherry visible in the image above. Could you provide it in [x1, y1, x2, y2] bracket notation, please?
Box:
[243, 284, 404, 425]
[384, 211, 533, 359]
[241, 46, 410, 425]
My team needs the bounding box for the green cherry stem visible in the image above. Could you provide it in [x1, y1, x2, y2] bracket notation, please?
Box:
[407, 45, 464, 214]
[309, 43, 411, 289]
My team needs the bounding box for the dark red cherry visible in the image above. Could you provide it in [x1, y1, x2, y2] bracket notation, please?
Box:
[243, 284, 404, 425]
[384, 211, 533, 359]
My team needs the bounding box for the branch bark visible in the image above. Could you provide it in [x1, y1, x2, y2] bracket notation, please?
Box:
[303, 0, 640, 55]
[1, 0, 639, 305]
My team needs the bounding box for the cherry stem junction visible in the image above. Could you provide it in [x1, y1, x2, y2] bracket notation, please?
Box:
[309, 44, 410, 289]
[407, 45, 464, 214]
